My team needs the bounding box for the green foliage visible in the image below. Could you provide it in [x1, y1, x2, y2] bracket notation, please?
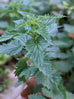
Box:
[47, 31, 74, 73]
[0, 54, 9, 65]
[0, 35, 13, 42]
[0, 40, 23, 56]
[0, 21, 8, 29]
[33, 84, 42, 93]
[72, 47, 74, 53]
[0, 0, 74, 99]
[25, 37, 47, 64]
[66, 92, 74, 99]
[64, 24, 74, 34]
[15, 58, 34, 81]
[0, 68, 8, 75]
[0, 68, 10, 92]
[0, 15, 61, 57]
[68, 72, 74, 91]
[45, 46, 69, 59]
[42, 85, 66, 99]
[53, 60, 74, 73]
[0, 14, 66, 98]
[3, 79, 10, 85]
[0, 86, 3, 92]
[54, 40, 73, 48]
[0, 0, 50, 19]
[29, 94, 46, 99]
[35, 70, 61, 89]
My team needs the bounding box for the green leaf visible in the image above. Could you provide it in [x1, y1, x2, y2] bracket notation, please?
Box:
[37, 17, 58, 40]
[26, 37, 48, 64]
[54, 40, 73, 48]
[68, 72, 74, 91]
[66, 92, 74, 99]
[68, 82, 74, 92]
[64, 24, 74, 34]
[42, 88, 51, 97]
[0, 21, 8, 29]
[1, 69, 8, 76]
[42, 82, 66, 99]
[0, 54, 9, 65]
[0, 35, 13, 42]
[72, 47, 74, 53]
[0, 33, 23, 43]
[37, 62, 52, 76]
[28, 94, 46, 99]
[47, 22, 57, 37]
[15, 58, 37, 81]
[53, 60, 74, 72]
[13, 19, 24, 25]
[0, 86, 3, 92]
[15, 58, 28, 76]
[35, 69, 61, 89]
[33, 84, 42, 94]
[3, 80, 10, 85]
[56, 31, 69, 40]
[19, 66, 36, 80]
[37, 24, 49, 41]
[70, 72, 74, 82]
[63, 1, 69, 7]
[42, 86, 66, 99]
[46, 46, 68, 59]
[14, 34, 31, 46]
[0, 40, 23, 55]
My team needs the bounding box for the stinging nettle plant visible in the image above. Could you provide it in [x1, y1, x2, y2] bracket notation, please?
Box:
[0, 14, 66, 99]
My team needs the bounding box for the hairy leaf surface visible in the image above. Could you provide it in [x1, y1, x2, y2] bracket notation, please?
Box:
[25, 37, 48, 64]
[0, 40, 22, 55]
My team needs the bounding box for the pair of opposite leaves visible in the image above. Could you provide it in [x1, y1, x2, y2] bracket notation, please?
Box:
[21, 76, 51, 99]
